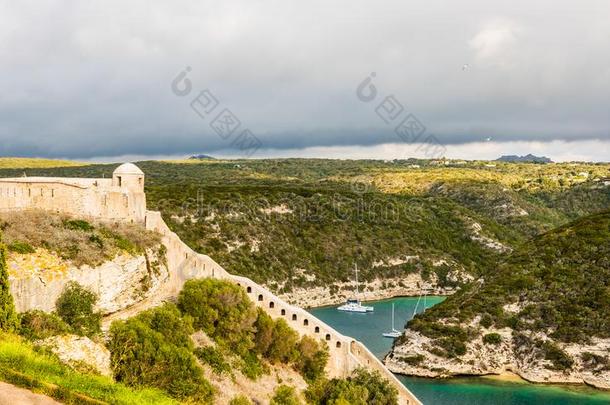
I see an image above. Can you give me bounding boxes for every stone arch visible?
[314,326,320,333]
[269,301,275,309]
[258,294,263,301]
[247,286,252,293]
[325,334,331,341]
[281,309,286,316]
[336,341,342,348]
[292,314,297,321]
[303,319,309,326]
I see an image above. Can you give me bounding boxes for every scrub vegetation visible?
[0,210,162,267]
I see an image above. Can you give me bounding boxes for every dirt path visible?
[0,381,61,405]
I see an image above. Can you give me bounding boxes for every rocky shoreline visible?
[280,279,610,392]
[276,274,455,309]
[386,328,610,391]
[279,275,610,393]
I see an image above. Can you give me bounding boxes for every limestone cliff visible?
[386,327,610,390]
[8,248,169,315]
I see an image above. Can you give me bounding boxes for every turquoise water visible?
[309,297,610,405]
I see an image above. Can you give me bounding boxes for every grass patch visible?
[0,332,178,404]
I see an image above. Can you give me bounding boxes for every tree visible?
[0,237,19,332]
[351,369,398,405]
[55,282,101,336]
[295,336,329,382]
[266,318,299,364]
[177,278,256,353]
[253,308,274,355]
[306,369,398,405]
[108,304,213,402]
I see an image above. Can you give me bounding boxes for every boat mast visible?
[355,263,359,298]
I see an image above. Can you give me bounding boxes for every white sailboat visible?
[337,264,374,313]
[382,303,401,338]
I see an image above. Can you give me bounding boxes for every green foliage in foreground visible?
[19,310,70,340]
[55,282,101,337]
[179,279,329,382]
[178,278,256,354]
[306,368,399,405]
[0,237,19,332]
[0,332,177,404]
[108,303,214,402]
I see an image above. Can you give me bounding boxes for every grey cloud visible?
[0,0,609,159]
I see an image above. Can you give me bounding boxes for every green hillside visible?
[1,159,608,293]
[406,210,610,358]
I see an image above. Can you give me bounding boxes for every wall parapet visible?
[144,210,421,405]
[0,163,146,223]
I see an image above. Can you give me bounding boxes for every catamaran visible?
[337,264,374,313]
[382,303,401,338]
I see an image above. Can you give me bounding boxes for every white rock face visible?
[9,250,169,315]
[38,335,112,377]
[386,328,610,390]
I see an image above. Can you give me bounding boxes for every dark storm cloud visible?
[0,1,609,159]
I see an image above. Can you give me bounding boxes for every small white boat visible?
[337,298,374,313]
[382,303,401,338]
[337,264,374,313]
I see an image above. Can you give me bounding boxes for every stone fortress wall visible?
[0,163,421,405]
[0,163,146,223]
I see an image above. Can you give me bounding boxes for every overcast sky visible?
[1,1,610,161]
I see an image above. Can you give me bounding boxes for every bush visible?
[19,310,70,340]
[0,332,177,404]
[240,351,266,380]
[55,282,101,337]
[253,308,274,355]
[195,346,231,376]
[63,219,94,232]
[177,279,256,354]
[542,341,574,371]
[482,333,502,345]
[294,336,329,382]
[270,385,301,405]
[398,354,425,366]
[351,368,398,405]
[7,240,35,254]
[434,337,467,358]
[306,369,398,405]
[479,313,493,328]
[108,304,213,402]
[266,318,299,364]
[0,240,19,332]
[581,352,610,372]
[230,395,252,405]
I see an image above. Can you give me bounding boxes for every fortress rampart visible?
[0,163,421,405]
[0,163,146,223]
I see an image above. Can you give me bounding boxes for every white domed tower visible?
[112,163,144,192]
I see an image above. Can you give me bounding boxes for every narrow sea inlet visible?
[309,297,610,405]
